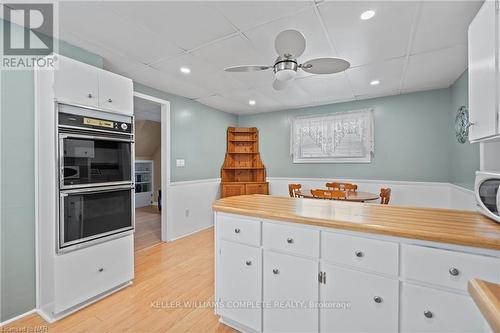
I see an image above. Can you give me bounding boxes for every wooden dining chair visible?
[288,184,302,198]
[326,182,357,191]
[311,189,346,200]
[380,188,391,204]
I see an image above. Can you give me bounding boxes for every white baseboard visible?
[0,308,37,326]
[167,225,213,242]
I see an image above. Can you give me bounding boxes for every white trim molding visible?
[0,309,38,327]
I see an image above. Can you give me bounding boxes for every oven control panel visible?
[59,112,133,134]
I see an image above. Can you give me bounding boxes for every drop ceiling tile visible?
[151,53,247,95]
[355,90,401,101]
[195,94,250,114]
[212,1,311,32]
[346,57,405,96]
[411,1,482,54]
[110,1,237,51]
[190,35,268,72]
[244,7,336,63]
[59,2,183,64]
[319,1,418,67]
[220,88,282,111]
[295,73,355,105]
[403,45,467,91]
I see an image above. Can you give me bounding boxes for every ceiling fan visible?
[224,29,350,91]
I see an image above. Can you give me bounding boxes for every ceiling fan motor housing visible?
[274,56,298,81]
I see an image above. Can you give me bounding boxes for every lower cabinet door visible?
[245,183,269,195]
[221,184,246,198]
[263,250,318,333]
[320,264,398,333]
[219,240,262,331]
[401,283,486,333]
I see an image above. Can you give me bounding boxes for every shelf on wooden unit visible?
[220,127,268,198]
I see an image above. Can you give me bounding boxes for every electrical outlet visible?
[185,209,189,218]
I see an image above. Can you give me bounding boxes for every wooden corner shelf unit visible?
[220,127,269,198]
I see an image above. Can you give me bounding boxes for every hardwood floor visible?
[134,206,162,252]
[3,227,237,333]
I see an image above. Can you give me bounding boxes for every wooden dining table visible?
[296,188,380,202]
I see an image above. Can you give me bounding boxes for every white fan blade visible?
[275,29,306,58]
[273,79,291,91]
[224,65,271,72]
[301,58,350,74]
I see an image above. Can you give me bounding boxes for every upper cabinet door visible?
[98,71,133,115]
[54,55,99,108]
[468,0,497,142]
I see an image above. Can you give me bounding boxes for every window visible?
[291,109,374,163]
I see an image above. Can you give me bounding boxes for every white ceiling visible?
[58,1,482,114]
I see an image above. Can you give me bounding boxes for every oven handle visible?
[59,132,134,143]
[60,184,134,195]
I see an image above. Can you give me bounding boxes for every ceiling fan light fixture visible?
[360,10,376,20]
[275,68,297,81]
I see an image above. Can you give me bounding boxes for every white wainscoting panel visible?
[167,177,476,241]
[168,178,221,241]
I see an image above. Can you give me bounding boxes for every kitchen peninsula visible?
[213,195,500,333]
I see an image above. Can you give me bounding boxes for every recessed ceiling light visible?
[180,67,191,74]
[370,79,380,86]
[360,10,376,20]
[248,100,256,106]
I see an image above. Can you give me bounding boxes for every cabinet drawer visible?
[401,244,500,291]
[401,283,485,333]
[219,241,262,332]
[54,235,134,313]
[263,222,319,258]
[321,232,398,276]
[219,214,261,247]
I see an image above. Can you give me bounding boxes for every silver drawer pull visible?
[108,98,113,103]
[449,267,460,276]
[355,251,364,258]
[234,228,241,234]
[286,237,294,244]
[98,267,104,272]
[272,268,279,275]
[87,93,93,98]
[245,260,252,266]
[424,310,433,319]
[373,296,382,303]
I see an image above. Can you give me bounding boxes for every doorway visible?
[133,93,170,251]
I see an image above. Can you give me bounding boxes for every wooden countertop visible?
[212,195,500,250]
[468,279,500,333]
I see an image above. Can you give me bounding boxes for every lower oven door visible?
[59,185,134,252]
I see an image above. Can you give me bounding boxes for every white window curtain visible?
[291,108,374,163]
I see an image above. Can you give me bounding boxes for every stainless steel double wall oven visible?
[57,104,135,252]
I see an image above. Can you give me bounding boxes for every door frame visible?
[133,92,171,242]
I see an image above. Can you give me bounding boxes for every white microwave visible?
[475,171,500,223]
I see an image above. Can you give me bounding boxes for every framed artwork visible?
[291,108,374,163]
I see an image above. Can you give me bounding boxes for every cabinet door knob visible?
[272,268,280,275]
[449,267,460,276]
[355,251,364,258]
[424,310,433,319]
[286,237,294,244]
[245,260,252,266]
[88,93,93,98]
[234,228,241,234]
[373,296,383,303]
[98,267,104,272]
[108,98,113,103]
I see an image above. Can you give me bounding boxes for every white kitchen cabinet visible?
[320,264,399,333]
[468,0,498,142]
[54,55,99,108]
[219,240,262,332]
[263,250,318,333]
[98,70,133,115]
[400,283,486,333]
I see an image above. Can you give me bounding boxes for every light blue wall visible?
[449,71,480,190]
[0,20,104,322]
[133,83,237,182]
[239,89,453,182]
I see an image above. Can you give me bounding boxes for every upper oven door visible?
[59,133,133,189]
